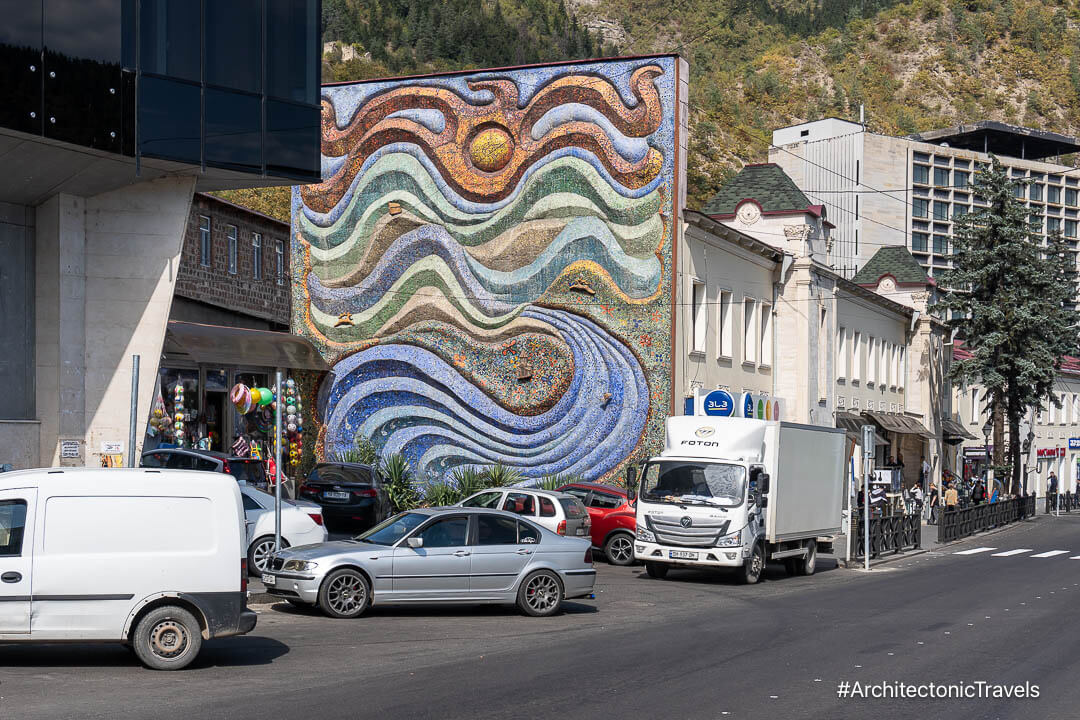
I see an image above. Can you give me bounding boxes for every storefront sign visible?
[963,446,989,457]
[1069,438,1080,450]
[702,390,734,417]
[1037,447,1066,458]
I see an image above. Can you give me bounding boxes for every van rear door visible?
[0,488,35,634]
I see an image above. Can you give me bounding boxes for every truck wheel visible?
[604,533,635,566]
[131,605,203,671]
[797,540,817,576]
[318,568,371,619]
[516,570,564,617]
[645,561,669,579]
[740,543,764,585]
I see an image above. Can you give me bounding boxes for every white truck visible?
[629,416,845,583]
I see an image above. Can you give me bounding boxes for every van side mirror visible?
[406,536,423,549]
[625,464,638,505]
[759,496,768,509]
[760,474,770,494]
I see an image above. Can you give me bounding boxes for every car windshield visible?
[640,461,746,507]
[354,512,426,546]
[228,460,265,485]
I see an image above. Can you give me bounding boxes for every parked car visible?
[297,462,390,531]
[141,448,269,490]
[263,507,595,618]
[558,482,637,566]
[457,488,591,538]
[0,468,256,670]
[240,485,327,575]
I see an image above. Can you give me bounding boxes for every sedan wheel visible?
[516,570,564,617]
[604,533,635,566]
[248,536,287,575]
[318,569,371,619]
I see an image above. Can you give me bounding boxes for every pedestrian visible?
[1049,471,1059,499]
[928,482,940,524]
[921,456,931,485]
[911,482,924,516]
[945,482,959,511]
[972,480,986,505]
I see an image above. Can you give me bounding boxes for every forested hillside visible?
[219,0,1080,218]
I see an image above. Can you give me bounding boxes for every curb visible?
[841,516,1040,570]
[248,591,277,605]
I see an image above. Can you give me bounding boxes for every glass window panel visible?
[199,215,211,266]
[416,516,468,548]
[1048,217,1062,234]
[911,232,928,252]
[253,232,262,279]
[953,205,967,220]
[1048,186,1062,204]
[933,201,949,220]
[1067,189,1078,207]
[933,235,948,254]
[0,2,44,135]
[1067,220,1077,238]
[267,0,318,104]
[913,165,929,185]
[1013,183,1025,199]
[204,88,262,172]
[934,167,950,187]
[476,514,518,545]
[266,100,320,178]
[1030,184,1044,202]
[205,0,262,93]
[0,500,28,556]
[517,521,540,544]
[138,75,200,164]
[140,0,200,82]
[913,198,928,218]
[953,171,968,189]
[227,225,238,274]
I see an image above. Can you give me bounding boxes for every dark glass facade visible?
[0,0,321,181]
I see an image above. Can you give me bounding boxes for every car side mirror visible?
[406,536,423,549]
[759,496,768,509]
[625,464,637,505]
[760,474,770,494]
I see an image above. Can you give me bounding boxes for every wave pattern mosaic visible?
[293,57,677,483]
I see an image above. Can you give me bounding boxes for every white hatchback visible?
[240,485,327,574]
[457,488,591,538]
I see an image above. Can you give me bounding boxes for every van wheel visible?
[797,540,817,576]
[516,570,564,617]
[740,543,764,585]
[645,561,669,579]
[132,606,202,671]
[604,533,636,566]
[318,568,371,619]
[248,536,288,575]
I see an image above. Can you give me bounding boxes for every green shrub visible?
[450,465,488,498]
[423,481,461,508]
[335,435,378,466]
[381,453,420,512]
[483,462,523,488]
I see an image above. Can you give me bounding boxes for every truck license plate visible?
[669,550,698,560]
[261,573,276,586]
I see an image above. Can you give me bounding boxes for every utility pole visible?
[862,425,875,571]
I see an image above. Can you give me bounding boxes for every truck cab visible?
[631,416,843,583]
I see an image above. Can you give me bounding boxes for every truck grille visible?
[646,515,731,548]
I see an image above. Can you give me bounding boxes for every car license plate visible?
[323,490,349,500]
[261,573,276,586]
[669,550,698,560]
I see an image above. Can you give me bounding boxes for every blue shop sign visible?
[743,393,754,418]
[1069,438,1080,450]
[703,390,734,417]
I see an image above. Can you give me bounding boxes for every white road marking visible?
[1030,550,1069,558]
[991,549,1033,556]
[954,547,996,555]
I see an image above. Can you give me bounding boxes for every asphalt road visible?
[4,516,1079,720]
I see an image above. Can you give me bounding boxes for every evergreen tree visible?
[940,158,1080,494]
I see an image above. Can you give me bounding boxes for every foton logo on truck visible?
[681,439,720,447]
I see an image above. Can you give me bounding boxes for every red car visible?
[558,482,637,566]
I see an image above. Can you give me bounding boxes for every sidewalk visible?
[834,515,1040,569]
[247,578,275,605]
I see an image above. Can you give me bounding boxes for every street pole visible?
[274,370,283,552]
[862,425,875,572]
[128,354,140,467]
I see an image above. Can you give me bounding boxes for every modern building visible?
[687,163,954,492]
[771,119,1080,283]
[0,1,321,469]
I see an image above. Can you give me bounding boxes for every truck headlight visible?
[282,560,318,572]
[715,532,741,548]
[636,526,656,543]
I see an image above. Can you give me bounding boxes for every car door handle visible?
[516,549,534,555]
[453,550,471,557]
[1,572,21,583]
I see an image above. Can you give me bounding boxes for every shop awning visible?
[836,412,888,445]
[863,411,935,439]
[164,321,330,371]
[942,417,977,444]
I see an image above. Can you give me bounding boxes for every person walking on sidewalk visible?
[928,482,940,524]
[911,482,924,516]
[944,483,959,511]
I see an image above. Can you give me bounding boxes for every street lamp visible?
[982,418,993,489]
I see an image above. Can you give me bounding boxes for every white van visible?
[0,468,257,670]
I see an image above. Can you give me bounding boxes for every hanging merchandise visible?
[256,387,275,406]
[173,382,186,446]
[230,383,255,414]
[281,376,304,467]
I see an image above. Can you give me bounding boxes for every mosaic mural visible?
[292,56,678,483]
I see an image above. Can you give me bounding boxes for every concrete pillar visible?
[33,177,195,468]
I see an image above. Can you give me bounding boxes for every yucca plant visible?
[423,480,462,508]
[380,452,420,512]
[484,462,523,488]
[450,465,487,498]
[335,435,378,466]
[535,473,567,491]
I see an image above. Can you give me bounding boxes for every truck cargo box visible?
[763,422,845,543]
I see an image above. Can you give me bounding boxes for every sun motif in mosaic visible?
[293,57,678,483]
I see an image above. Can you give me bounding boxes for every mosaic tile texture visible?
[293,57,676,482]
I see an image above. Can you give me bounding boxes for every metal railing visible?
[938,495,1036,544]
[850,513,921,559]
[1045,492,1079,513]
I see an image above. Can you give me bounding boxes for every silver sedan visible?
[262,507,597,618]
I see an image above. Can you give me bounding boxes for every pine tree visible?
[940,158,1080,494]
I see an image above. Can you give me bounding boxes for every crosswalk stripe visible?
[954,547,996,555]
[1030,550,1070,558]
[991,549,1033,556]
[1071,556,1080,560]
